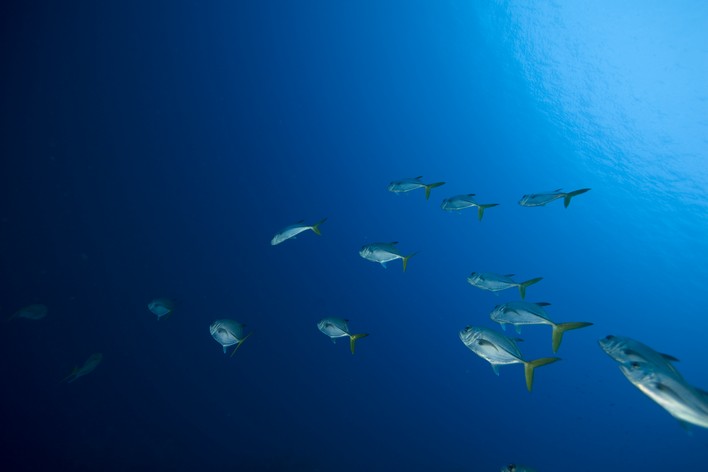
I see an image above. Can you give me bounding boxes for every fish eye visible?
[630,361,640,369]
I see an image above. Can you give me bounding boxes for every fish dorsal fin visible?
[512,337,523,343]
[414,176,423,180]
[467,193,476,197]
[661,353,680,362]
[535,302,551,307]
[504,274,515,278]
[390,241,399,245]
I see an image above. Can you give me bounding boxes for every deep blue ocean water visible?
[1,1,707,471]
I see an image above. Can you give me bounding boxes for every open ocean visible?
[1,1,707,471]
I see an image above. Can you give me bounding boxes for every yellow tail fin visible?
[523,357,560,391]
[310,217,328,236]
[477,203,499,221]
[424,182,446,200]
[563,188,591,208]
[551,322,593,353]
[518,277,543,299]
[230,331,254,357]
[402,252,418,272]
[349,333,369,354]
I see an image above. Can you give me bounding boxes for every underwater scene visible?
[1,1,707,471]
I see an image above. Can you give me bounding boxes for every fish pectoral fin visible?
[379,261,388,268]
[514,325,522,335]
[491,363,501,376]
[477,339,498,350]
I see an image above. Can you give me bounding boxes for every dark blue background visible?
[2,1,707,470]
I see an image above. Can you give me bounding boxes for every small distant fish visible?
[599,334,708,429]
[8,304,48,321]
[359,242,417,271]
[317,317,369,354]
[271,218,327,245]
[490,301,593,353]
[518,188,590,208]
[62,353,103,383]
[440,194,499,221]
[459,326,560,391]
[210,319,252,357]
[501,465,537,472]
[147,298,175,320]
[387,176,445,200]
[467,272,542,300]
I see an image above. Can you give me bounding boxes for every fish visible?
[271,218,327,245]
[147,298,175,320]
[62,353,103,383]
[459,326,560,391]
[500,465,538,472]
[518,188,590,208]
[440,194,499,221]
[359,242,417,271]
[209,319,252,357]
[387,176,445,200]
[317,317,369,354]
[8,304,48,321]
[490,301,593,353]
[467,272,542,299]
[599,334,708,429]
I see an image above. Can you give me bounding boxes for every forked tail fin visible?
[61,367,78,384]
[424,182,446,200]
[230,332,254,357]
[402,252,418,272]
[518,277,543,299]
[551,322,593,353]
[523,357,560,391]
[310,217,328,236]
[349,333,369,354]
[563,188,591,208]
[477,203,499,221]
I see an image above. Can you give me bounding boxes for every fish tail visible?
[476,203,499,221]
[563,188,591,208]
[518,277,543,299]
[349,333,369,354]
[551,322,593,353]
[61,367,78,384]
[230,331,254,357]
[310,217,328,236]
[424,182,446,200]
[523,357,560,391]
[402,252,418,272]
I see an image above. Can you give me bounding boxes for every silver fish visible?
[599,335,708,429]
[459,326,560,391]
[62,353,103,383]
[271,218,327,245]
[148,298,175,320]
[317,317,369,354]
[387,176,445,200]
[8,304,48,321]
[467,272,542,299]
[210,319,252,357]
[518,188,590,208]
[490,301,593,353]
[359,241,417,271]
[440,194,499,221]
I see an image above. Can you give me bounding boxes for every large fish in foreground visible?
[490,301,593,353]
[317,317,369,354]
[210,319,252,357]
[599,334,708,429]
[387,176,445,200]
[518,188,590,208]
[440,194,499,221]
[359,242,417,271]
[500,465,537,472]
[459,326,560,391]
[271,218,327,245]
[467,272,542,300]
[62,353,103,383]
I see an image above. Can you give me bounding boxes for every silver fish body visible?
[148,298,175,319]
[210,319,251,356]
[459,326,559,391]
[387,176,445,200]
[467,273,542,299]
[599,335,708,429]
[10,304,48,321]
[64,353,103,383]
[441,194,499,220]
[518,188,590,208]
[359,242,417,271]
[271,218,326,245]
[317,317,369,354]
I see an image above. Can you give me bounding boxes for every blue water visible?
[2,1,707,470]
